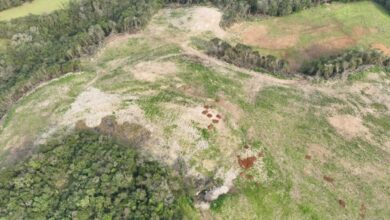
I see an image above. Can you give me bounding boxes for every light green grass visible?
[0,0,69,21]
[0,72,95,154]
[138,90,191,119]
[237,1,390,69]
[212,85,390,219]
[93,37,182,94]
[98,38,182,66]
[177,58,244,100]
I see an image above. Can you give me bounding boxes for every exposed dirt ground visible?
[328,114,370,139]
[303,37,356,60]
[231,24,299,50]
[130,61,177,82]
[169,7,226,38]
[61,87,122,127]
[372,43,390,56]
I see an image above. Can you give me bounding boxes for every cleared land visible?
[230,1,390,70]
[0,5,389,220]
[0,0,69,21]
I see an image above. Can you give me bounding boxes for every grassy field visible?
[230,1,390,70]
[211,80,390,219]
[0,71,95,162]
[0,0,69,21]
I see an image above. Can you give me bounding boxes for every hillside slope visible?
[0,6,389,219]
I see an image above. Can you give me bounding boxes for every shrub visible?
[207,38,289,73]
[300,49,390,79]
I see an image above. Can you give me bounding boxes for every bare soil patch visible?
[214,98,243,122]
[372,43,390,56]
[303,37,356,60]
[237,156,257,169]
[232,24,298,50]
[105,33,133,48]
[308,143,331,163]
[338,199,346,208]
[360,203,367,218]
[61,87,121,127]
[328,114,369,139]
[130,61,177,82]
[323,175,335,183]
[170,7,226,38]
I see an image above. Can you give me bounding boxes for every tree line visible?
[0,130,191,219]
[165,0,367,25]
[207,38,289,73]
[206,38,390,79]
[375,0,390,10]
[0,0,32,11]
[301,49,390,79]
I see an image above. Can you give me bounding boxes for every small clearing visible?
[231,24,298,50]
[0,0,69,21]
[130,61,177,82]
[372,43,390,56]
[328,114,370,139]
[169,7,226,38]
[61,87,121,127]
[307,143,331,163]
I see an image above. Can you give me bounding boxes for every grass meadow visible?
[0,0,70,21]
[230,1,390,70]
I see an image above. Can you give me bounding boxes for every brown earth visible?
[303,37,356,60]
[130,61,177,82]
[237,156,257,169]
[360,203,367,218]
[232,24,298,50]
[338,199,346,208]
[323,175,335,183]
[328,114,370,140]
[307,143,331,163]
[372,43,390,56]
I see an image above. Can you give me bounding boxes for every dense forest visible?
[0,0,32,11]
[375,0,390,10]
[0,130,190,219]
[207,38,289,73]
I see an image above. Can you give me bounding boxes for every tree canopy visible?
[301,48,390,79]
[207,38,289,73]
[0,130,189,219]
